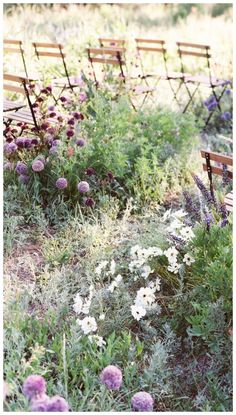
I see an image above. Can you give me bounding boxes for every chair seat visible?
[3,108,35,125]
[131,85,156,94]
[185,74,227,87]
[52,75,84,88]
[224,191,233,212]
[3,99,26,112]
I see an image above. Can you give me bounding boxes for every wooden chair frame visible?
[201,150,233,212]
[4,39,29,78]
[32,42,81,95]
[3,74,39,131]
[87,46,155,110]
[177,42,229,123]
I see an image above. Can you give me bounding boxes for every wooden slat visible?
[201,150,233,166]
[137,46,165,53]
[33,42,63,48]
[36,51,65,58]
[3,74,28,82]
[225,204,233,212]
[88,47,125,55]
[177,42,210,49]
[99,38,125,44]
[179,50,211,58]
[89,57,125,65]
[4,47,23,53]
[4,39,22,45]
[203,164,233,178]
[3,111,34,124]
[3,99,25,112]
[4,84,25,94]
[135,38,165,44]
[225,191,233,200]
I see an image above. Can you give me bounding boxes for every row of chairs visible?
[4,37,231,124]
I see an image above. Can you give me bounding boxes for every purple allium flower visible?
[4,161,15,171]
[59,96,67,103]
[225,89,231,95]
[41,122,50,131]
[32,159,44,172]
[77,181,90,193]
[100,365,122,390]
[66,129,74,138]
[46,86,52,93]
[131,391,154,412]
[4,142,17,154]
[46,396,69,412]
[220,111,231,121]
[19,174,30,184]
[24,137,33,149]
[52,140,60,147]
[22,375,46,400]
[16,137,25,149]
[86,167,95,176]
[56,178,68,189]
[79,92,87,102]
[76,138,86,147]
[68,118,75,126]
[107,171,114,180]
[73,112,81,120]
[32,138,39,145]
[49,146,58,155]
[48,105,55,112]
[49,112,57,118]
[16,161,28,175]
[30,394,49,412]
[85,197,95,207]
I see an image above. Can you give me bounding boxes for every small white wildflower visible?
[135,287,156,308]
[99,313,105,321]
[108,281,117,293]
[81,299,91,315]
[115,274,123,283]
[131,304,146,321]
[88,335,106,347]
[155,277,161,291]
[162,209,172,222]
[180,226,195,241]
[164,246,179,263]
[130,244,141,257]
[73,294,83,314]
[183,253,195,266]
[95,260,109,276]
[141,265,153,279]
[109,259,116,275]
[78,316,97,334]
[167,263,181,274]
[146,247,163,257]
[167,219,183,232]
[172,209,188,219]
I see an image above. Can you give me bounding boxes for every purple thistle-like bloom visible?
[225,89,231,95]
[16,137,25,149]
[22,375,46,400]
[4,142,17,154]
[73,112,81,120]
[76,138,86,147]
[77,181,90,193]
[49,146,58,156]
[85,197,95,207]
[59,96,67,103]
[19,174,30,184]
[79,92,87,102]
[24,137,33,149]
[30,394,49,412]
[16,161,28,175]
[56,178,68,189]
[131,392,154,412]
[100,365,123,390]
[193,175,215,207]
[46,396,69,412]
[86,167,96,176]
[66,129,74,138]
[107,171,114,180]
[32,159,44,172]
[31,138,39,146]
[4,161,15,171]
[52,140,60,147]
[221,111,231,121]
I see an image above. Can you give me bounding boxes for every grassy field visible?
[3,3,233,412]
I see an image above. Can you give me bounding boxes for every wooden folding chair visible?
[3,39,29,78]
[135,38,192,108]
[3,74,39,131]
[98,38,126,48]
[201,150,233,212]
[87,47,155,110]
[177,42,229,122]
[32,42,82,95]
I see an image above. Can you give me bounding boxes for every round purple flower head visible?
[4,142,17,154]
[49,146,58,156]
[32,159,44,172]
[76,138,86,147]
[56,178,68,189]
[52,140,60,147]
[30,394,49,412]
[16,137,25,149]
[22,375,46,400]
[16,161,28,175]
[24,137,33,149]
[46,395,69,412]
[77,181,90,193]
[4,162,15,171]
[100,365,122,390]
[66,129,74,138]
[86,167,95,176]
[131,392,154,412]
[19,174,30,185]
[85,197,95,207]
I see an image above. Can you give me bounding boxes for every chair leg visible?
[182,83,200,113]
[204,85,227,128]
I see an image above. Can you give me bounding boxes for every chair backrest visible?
[201,150,233,178]
[32,42,66,59]
[98,38,126,48]
[87,47,126,84]
[3,39,28,77]
[3,73,38,129]
[177,42,211,77]
[135,38,168,77]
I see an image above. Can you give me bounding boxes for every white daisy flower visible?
[164,246,179,263]
[167,219,183,232]
[141,265,153,279]
[88,335,106,347]
[183,253,195,266]
[146,247,163,257]
[131,304,146,321]
[161,209,172,222]
[167,263,181,274]
[172,209,188,219]
[81,299,91,315]
[180,226,195,241]
[155,277,161,291]
[115,274,123,283]
[99,313,105,321]
[108,281,117,293]
[77,316,97,335]
[130,244,141,257]
[135,287,156,308]
[95,260,109,276]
